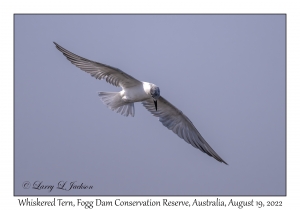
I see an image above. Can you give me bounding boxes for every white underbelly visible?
[121,83,150,102]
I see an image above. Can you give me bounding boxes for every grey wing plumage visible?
[54,42,141,88]
[142,96,228,165]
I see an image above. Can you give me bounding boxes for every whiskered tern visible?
[54,42,227,165]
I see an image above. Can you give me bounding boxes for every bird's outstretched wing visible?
[142,96,228,165]
[54,42,142,88]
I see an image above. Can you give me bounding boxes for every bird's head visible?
[150,84,160,111]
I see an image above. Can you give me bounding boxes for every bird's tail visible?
[98,92,135,117]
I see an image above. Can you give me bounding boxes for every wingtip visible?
[223,160,228,165]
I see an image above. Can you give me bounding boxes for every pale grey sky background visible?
[14,15,285,196]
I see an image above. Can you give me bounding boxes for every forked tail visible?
[98,92,135,117]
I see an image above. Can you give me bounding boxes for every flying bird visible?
[54,42,228,165]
